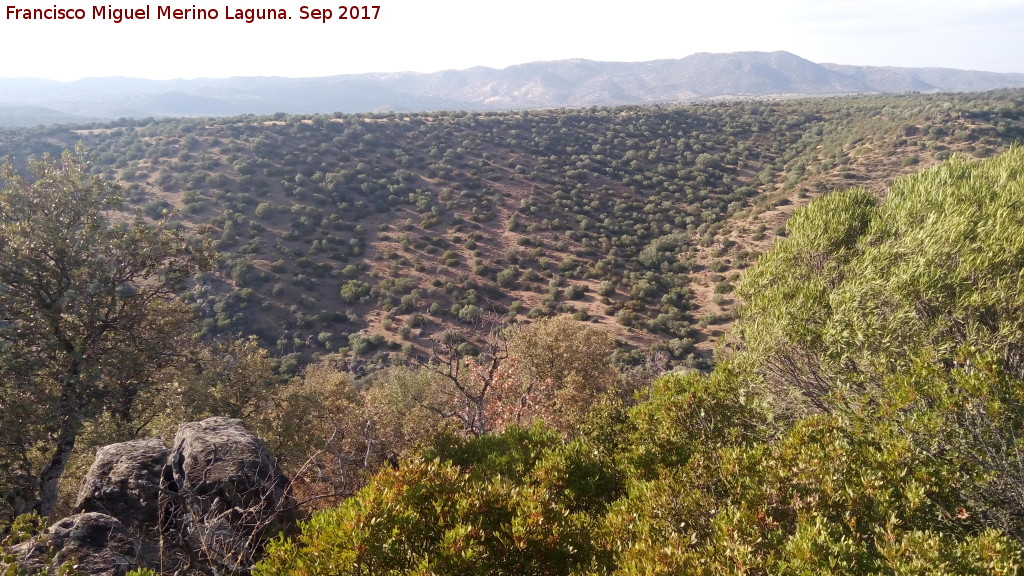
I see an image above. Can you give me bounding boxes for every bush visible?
[257,427,608,576]
[339,280,371,302]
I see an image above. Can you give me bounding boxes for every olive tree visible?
[0,147,210,517]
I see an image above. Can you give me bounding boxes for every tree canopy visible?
[0,147,210,517]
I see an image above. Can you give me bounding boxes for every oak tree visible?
[0,147,210,517]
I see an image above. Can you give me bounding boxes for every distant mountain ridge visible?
[2,51,1023,123]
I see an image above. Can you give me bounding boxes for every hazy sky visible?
[2,0,1022,80]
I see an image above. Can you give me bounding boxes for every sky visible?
[1,0,1022,81]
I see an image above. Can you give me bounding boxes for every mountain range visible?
[2,51,1023,125]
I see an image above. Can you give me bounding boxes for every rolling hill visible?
[1,89,1022,373]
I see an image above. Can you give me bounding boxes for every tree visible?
[261,361,448,504]
[426,325,512,436]
[501,315,620,433]
[736,148,1024,413]
[338,279,370,302]
[0,147,210,517]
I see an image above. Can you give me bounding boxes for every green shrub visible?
[339,280,371,302]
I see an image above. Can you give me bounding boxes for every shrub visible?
[339,280,371,302]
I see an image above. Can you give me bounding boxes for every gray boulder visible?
[3,418,294,575]
[166,417,294,572]
[74,438,168,533]
[6,513,138,576]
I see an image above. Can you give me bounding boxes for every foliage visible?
[491,316,620,433]
[260,361,1024,574]
[257,426,612,576]
[259,360,457,504]
[0,513,80,575]
[735,148,1024,539]
[0,146,210,517]
[734,187,879,410]
[259,359,368,500]
[139,335,281,438]
[737,147,1024,412]
[257,150,1024,575]
[338,280,370,303]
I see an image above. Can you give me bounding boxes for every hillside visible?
[7,127,1024,576]
[256,147,1024,575]
[1,89,1023,372]
[2,52,1023,123]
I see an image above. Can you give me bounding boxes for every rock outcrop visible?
[166,417,295,572]
[6,512,138,576]
[75,438,168,533]
[3,417,294,576]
